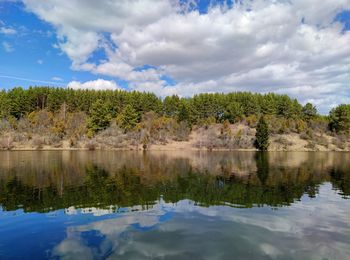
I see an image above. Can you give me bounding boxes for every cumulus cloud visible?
[22,0,350,113]
[67,79,121,90]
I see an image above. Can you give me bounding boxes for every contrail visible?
[0,74,67,86]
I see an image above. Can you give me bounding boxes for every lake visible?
[0,151,349,259]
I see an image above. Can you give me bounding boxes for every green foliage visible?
[224,101,244,123]
[7,87,30,118]
[116,104,139,131]
[302,103,317,121]
[87,99,113,135]
[261,93,278,115]
[277,95,302,119]
[255,116,269,151]
[0,87,315,121]
[0,87,334,138]
[177,102,190,123]
[0,90,10,118]
[329,104,350,134]
[163,95,181,117]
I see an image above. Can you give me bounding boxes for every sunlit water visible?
[0,151,349,259]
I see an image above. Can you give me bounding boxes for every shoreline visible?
[1,146,349,152]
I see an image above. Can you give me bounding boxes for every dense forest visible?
[0,87,349,151]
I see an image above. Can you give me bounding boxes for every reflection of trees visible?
[0,151,349,212]
[330,169,350,197]
[256,152,269,185]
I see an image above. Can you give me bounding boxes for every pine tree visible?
[116,104,139,131]
[163,95,181,117]
[87,99,112,135]
[177,103,190,123]
[329,104,350,134]
[255,116,269,151]
[302,103,317,121]
[224,101,244,123]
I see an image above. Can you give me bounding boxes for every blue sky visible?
[0,0,350,113]
[0,1,102,88]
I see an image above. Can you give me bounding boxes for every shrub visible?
[300,132,310,140]
[314,135,329,147]
[0,119,11,133]
[275,136,294,146]
[85,140,97,150]
[305,141,316,150]
[0,135,14,150]
[66,112,87,138]
[332,134,348,150]
[246,115,258,128]
[32,136,45,149]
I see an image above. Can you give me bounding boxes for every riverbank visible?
[1,123,349,152]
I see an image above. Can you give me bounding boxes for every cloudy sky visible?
[0,0,350,113]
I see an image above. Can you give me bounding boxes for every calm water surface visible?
[0,151,349,259]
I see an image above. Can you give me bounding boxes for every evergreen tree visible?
[224,102,244,123]
[163,95,181,117]
[329,104,350,134]
[87,99,112,135]
[177,103,190,123]
[302,103,317,121]
[261,93,277,115]
[255,116,269,151]
[0,90,10,118]
[7,87,30,118]
[116,104,139,131]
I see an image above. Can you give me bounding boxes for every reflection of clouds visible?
[53,200,173,258]
[52,228,94,260]
[65,206,115,216]
[171,184,350,235]
[260,243,281,257]
[75,201,174,235]
[53,184,350,259]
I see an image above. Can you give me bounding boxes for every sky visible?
[0,0,350,114]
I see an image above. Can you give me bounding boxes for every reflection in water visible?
[0,151,349,212]
[0,151,349,259]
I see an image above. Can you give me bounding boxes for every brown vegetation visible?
[0,109,349,151]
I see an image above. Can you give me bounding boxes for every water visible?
[0,151,349,259]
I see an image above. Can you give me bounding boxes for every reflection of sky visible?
[0,183,349,259]
[47,183,350,260]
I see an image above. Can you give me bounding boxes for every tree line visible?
[0,87,349,149]
[0,86,320,123]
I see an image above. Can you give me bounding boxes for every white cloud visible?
[2,41,14,52]
[52,76,63,81]
[22,0,350,113]
[67,79,121,90]
[0,27,17,35]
